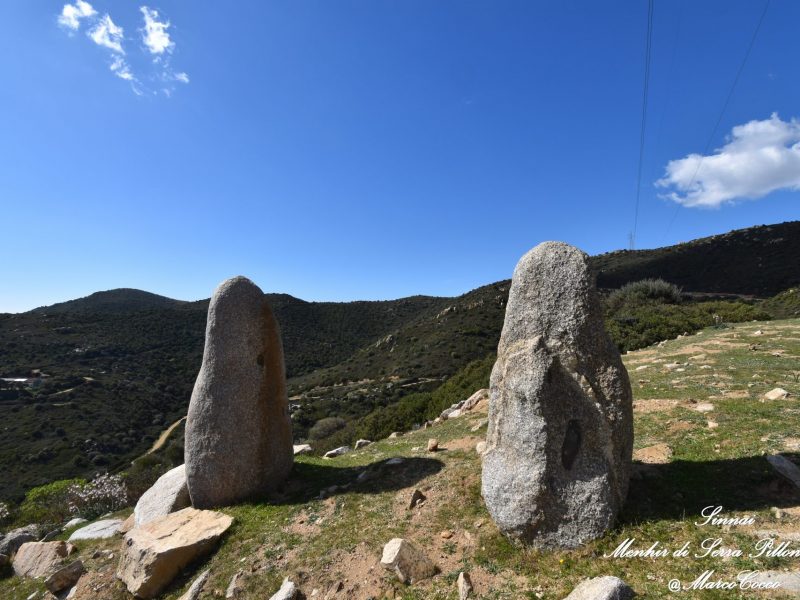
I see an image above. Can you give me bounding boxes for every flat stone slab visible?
[117,507,233,599]
[68,519,123,541]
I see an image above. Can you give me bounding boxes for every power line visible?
[661,0,771,242]
[631,0,655,250]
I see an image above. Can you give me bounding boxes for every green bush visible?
[607,278,682,311]
[308,417,347,441]
[312,354,495,454]
[17,478,85,526]
[605,300,771,353]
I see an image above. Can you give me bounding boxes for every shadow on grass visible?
[621,453,800,524]
[268,456,445,505]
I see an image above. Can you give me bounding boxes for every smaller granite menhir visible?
[185,276,293,509]
[481,242,633,549]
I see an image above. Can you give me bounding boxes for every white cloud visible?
[88,14,125,54]
[657,113,800,208]
[58,1,96,31]
[174,72,190,84]
[140,7,174,55]
[110,56,133,81]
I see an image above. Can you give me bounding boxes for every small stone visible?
[323,446,351,459]
[695,402,715,413]
[388,432,402,439]
[380,538,436,584]
[44,560,85,594]
[707,420,719,430]
[771,507,785,520]
[765,388,790,401]
[564,576,634,600]
[354,439,372,450]
[226,570,245,598]
[470,419,488,432]
[268,578,298,600]
[457,572,473,600]
[767,455,800,489]
[440,530,453,539]
[293,444,313,455]
[427,439,439,452]
[475,441,487,455]
[178,569,211,600]
[462,389,488,411]
[408,489,426,509]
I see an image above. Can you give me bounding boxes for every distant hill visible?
[32,288,188,314]
[591,220,800,296]
[1,220,797,502]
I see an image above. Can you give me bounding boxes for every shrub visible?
[17,478,85,526]
[0,502,10,525]
[607,278,682,310]
[67,473,128,520]
[308,417,347,441]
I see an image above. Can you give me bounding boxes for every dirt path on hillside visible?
[146,416,186,455]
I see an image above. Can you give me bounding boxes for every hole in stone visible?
[561,419,581,470]
[256,353,264,367]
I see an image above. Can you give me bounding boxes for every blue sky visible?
[1,1,798,312]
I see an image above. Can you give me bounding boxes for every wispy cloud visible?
[57,5,188,97]
[58,1,96,31]
[140,7,174,56]
[88,14,125,54]
[657,113,800,208]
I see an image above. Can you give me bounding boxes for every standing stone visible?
[481,242,633,549]
[185,277,293,509]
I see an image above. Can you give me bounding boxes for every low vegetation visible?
[3,318,798,599]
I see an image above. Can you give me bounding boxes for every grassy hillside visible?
[3,318,799,599]
[1,222,797,502]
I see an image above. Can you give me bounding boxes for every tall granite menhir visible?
[481,242,633,548]
[185,276,293,509]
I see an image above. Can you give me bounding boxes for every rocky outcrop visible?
[564,576,634,599]
[463,389,489,411]
[68,519,123,541]
[116,507,234,599]
[13,541,74,578]
[134,464,191,526]
[293,444,312,455]
[481,242,633,548]
[380,538,436,584]
[185,277,293,509]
